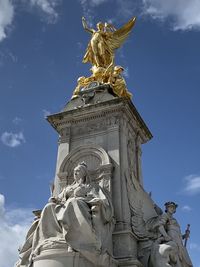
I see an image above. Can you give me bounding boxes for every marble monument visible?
[15,17,193,267]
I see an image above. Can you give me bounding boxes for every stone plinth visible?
[46,87,153,265]
[33,249,118,267]
[113,230,137,259]
[118,258,143,267]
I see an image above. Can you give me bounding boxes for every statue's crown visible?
[164,201,178,208]
[79,161,87,169]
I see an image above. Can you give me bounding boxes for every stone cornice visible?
[46,98,153,144]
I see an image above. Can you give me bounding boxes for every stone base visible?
[118,258,143,267]
[33,249,118,267]
[113,230,138,259]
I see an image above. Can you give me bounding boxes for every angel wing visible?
[107,17,136,51]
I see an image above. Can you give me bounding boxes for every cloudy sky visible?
[0,0,200,266]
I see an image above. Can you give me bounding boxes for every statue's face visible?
[97,23,104,31]
[114,67,123,74]
[167,205,176,214]
[74,166,85,183]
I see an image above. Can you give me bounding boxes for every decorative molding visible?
[70,116,119,138]
[47,98,153,143]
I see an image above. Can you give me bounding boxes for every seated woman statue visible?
[15,162,114,267]
[150,201,193,267]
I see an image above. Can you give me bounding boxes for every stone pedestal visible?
[113,230,138,259]
[46,87,154,266]
[33,249,118,267]
[33,250,83,267]
[118,258,143,267]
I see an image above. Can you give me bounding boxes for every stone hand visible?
[88,198,102,205]
[164,235,172,242]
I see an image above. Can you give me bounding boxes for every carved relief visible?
[70,116,120,138]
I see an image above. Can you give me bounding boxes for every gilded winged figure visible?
[82,17,136,69]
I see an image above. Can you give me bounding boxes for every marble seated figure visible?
[15,162,114,267]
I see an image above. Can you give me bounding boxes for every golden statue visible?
[71,17,136,100]
[108,66,132,99]
[82,17,136,69]
[72,67,108,99]
[72,65,132,99]
[71,76,95,99]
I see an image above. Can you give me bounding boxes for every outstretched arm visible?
[82,17,93,34]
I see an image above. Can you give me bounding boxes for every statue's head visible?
[96,22,104,31]
[114,65,124,74]
[164,201,178,213]
[77,76,85,83]
[74,162,88,184]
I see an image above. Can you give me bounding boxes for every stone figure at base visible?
[15,162,115,267]
[149,201,193,267]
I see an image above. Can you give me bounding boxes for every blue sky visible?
[0,0,200,266]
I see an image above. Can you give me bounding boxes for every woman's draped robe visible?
[16,182,114,266]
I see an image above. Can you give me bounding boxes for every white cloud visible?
[0,194,5,216]
[90,0,108,6]
[115,0,140,19]
[79,0,200,31]
[30,0,60,23]
[183,174,200,195]
[0,0,61,43]
[0,194,34,267]
[79,0,109,26]
[142,0,200,30]
[182,205,192,212]
[0,0,14,42]
[79,0,108,7]
[1,131,25,147]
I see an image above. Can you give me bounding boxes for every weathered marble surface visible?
[15,88,193,267]
[149,202,193,267]
[135,201,193,267]
[16,162,115,267]
[33,250,118,267]
[47,89,151,261]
